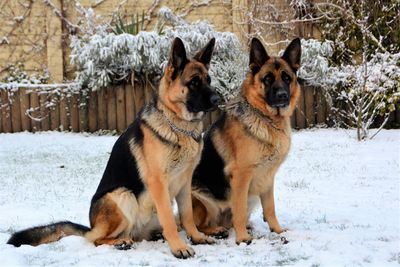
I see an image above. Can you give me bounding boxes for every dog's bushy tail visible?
[7,221,90,247]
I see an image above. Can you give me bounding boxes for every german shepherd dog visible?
[191,38,301,244]
[7,37,221,258]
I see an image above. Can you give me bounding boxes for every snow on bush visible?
[332,52,400,108]
[71,7,247,101]
[297,39,335,87]
[1,63,49,85]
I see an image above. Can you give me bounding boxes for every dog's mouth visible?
[271,102,289,108]
[266,98,290,109]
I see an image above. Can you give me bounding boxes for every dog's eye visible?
[189,77,201,87]
[263,73,274,84]
[206,75,211,84]
[282,72,292,84]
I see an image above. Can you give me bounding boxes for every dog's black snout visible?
[210,93,222,106]
[276,90,289,101]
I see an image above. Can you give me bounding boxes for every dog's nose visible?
[210,94,222,106]
[276,90,289,101]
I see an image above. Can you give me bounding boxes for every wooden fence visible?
[0,84,352,134]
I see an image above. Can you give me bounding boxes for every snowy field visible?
[0,129,399,266]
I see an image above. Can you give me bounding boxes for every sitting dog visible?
[8,37,221,258]
[192,38,301,244]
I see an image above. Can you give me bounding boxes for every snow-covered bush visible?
[70,7,247,101]
[2,63,49,84]
[291,38,399,139]
[297,39,334,87]
[329,52,400,139]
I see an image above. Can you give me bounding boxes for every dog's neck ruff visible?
[226,95,284,133]
[157,101,202,143]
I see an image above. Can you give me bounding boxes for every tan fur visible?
[192,55,300,244]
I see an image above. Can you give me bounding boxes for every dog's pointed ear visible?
[281,38,301,72]
[169,37,188,73]
[194,38,215,68]
[249,38,269,74]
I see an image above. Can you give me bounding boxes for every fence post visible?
[97,89,107,130]
[290,109,297,128]
[70,93,79,132]
[316,89,327,125]
[125,81,135,126]
[50,92,60,131]
[88,89,98,132]
[39,91,50,131]
[107,87,117,131]
[116,84,126,132]
[304,86,315,127]
[79,90,88,132]
[30,89,40,132]
[1,90,12,133]
[11,90,22,132]
[133,81,145,118]
[144,80,154,104]
[59,91,69,131]
[295,89,306,129]
[20,88,31,131]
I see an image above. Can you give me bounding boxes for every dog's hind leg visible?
[86,194,133,250]
[192,196,229,239]
[260,189,287,234]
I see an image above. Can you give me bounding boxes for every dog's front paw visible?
[235,234,253,245]
[171,245,195,259]
[189,234,215,245]
[207,226,229,239]
[114,239,134,250]
[270,226,288,234]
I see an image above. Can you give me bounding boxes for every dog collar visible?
[162,112,202,143]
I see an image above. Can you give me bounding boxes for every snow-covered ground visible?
[0,129,398,266]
